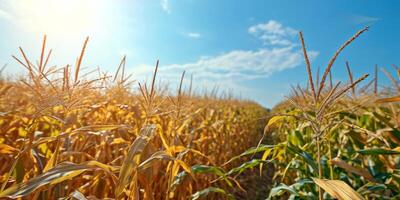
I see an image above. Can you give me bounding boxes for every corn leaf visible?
[267,184,299,199]
[0,143,19,154]
[138,151,174,171]
[70,190,88,200]
[0,163,93,198]
[223,144,274,165]
[172,165,230,188]
[312,177,365,200]
[329,158,375,182]
[226,159,269,176]
[267,179,313,199]
[115,125,156,198]
[376,96,400,103]
[72,124,127,133]
[265,115,286,131]
[191,187,235,200]
[287,144,318,171]
[357,148,400,155]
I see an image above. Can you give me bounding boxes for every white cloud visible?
[248,20,297,46]
[186,32,201,39]
[149,47,317,81]
[161,0,171,14]
[132,20,318,106]
[136,20,317,80]
[350,15,379,25]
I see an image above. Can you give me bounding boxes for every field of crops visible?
[0,27,399,200]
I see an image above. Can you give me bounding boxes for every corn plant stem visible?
[53,115,68,199]
[316,136,323,200]
[328,140,334,180]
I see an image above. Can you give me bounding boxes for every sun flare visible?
[9,0,105,36]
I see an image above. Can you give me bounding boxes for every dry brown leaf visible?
[329,158,375,182]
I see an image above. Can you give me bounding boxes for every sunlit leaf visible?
[70,190,88,200]
[259,148,273,176]
[115,125,156,198]
[376,96,400,103]
[265,115,286,132]
[0,163,90,198]
[312,177,365,200]
[267,183,299,199]
[138,151,174,171]
[226,159,269,176]
[43,139,60,172]
[0,143,18,154]
[223,144,274,165]
[172,165,231,188]
[191,187,235,200]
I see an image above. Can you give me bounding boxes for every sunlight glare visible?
[12,0,105,37]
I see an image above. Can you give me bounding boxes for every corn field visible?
[0,26,399,200]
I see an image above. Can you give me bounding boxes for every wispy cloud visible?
[143,46,317,81]
[161,0,171,14]
[248,20,297,46]
[136,20,317,80]
[350,14,379,25]
[186,32,201,39]
[133,20,318,105]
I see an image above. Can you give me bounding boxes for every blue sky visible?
[0,0,399,107]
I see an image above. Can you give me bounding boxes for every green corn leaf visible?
[286,144,318,171]
[358,148,400,155]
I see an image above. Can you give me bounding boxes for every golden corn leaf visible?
[111,138,128,145]
[312,178,365,200]
[138,151,175,171]
[376,95,400,103]
[50,169,87,185]
[167,145,186,155]
[264,115,286,133]
[0,160,117,199]
[175,159,192,175]
[115,125,156,199]
[0,143,18,154]
[259,148,273,176]
[72,124,127,133]
[85,160,119,173]
[69,190,88,200]
[158,129,170,150]
[0,163,89,198]
[43,140,60,172]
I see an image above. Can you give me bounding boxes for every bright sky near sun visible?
[0,0,399,107]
